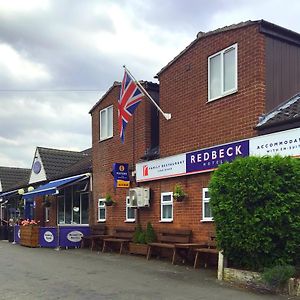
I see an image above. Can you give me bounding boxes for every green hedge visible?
[209,156,300,271]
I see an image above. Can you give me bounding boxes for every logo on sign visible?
[143,165,149,176]
[67,230,83,242]
[44,231,54,243]
[119,165,125,172]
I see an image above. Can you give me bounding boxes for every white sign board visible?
[249,127,300,157]
[136,153,186,182]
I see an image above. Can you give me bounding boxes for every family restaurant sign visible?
[136,127,300,182]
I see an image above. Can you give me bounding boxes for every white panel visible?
[29,148,47,184]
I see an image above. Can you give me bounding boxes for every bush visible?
[262,265,296,288]
[209,156,300,271]
[145,222,156,243]
[133,225,143,244]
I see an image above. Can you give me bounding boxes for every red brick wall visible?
[91,24,268,243]
[158,24,266,157]
[91,83,157,232]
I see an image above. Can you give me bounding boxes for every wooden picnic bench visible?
[193,237,219,268]
[81,224,110,251]
[146,229,193,265]
[102,227,135,254]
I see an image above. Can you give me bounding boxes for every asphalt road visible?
[0,241,293,300]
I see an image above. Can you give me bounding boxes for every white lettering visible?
[235,145,242,155]
[227,147,233,156]
[190,155,195,164]
[204,152,209,161]
[197,153,202,162]
[212,151,217,160]
[219,149,224,158]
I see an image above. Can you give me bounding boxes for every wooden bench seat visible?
[147,229,192,264]
[102,227,135,254]
[193,240,219,269]
[81,224,109,251]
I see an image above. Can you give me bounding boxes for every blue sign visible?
[186,140,249,174]
[113,163,130,188]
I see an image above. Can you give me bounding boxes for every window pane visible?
[58,196,64,224]
[99,208,105,220]
[81,193,89,224]
[65,187,72,224]
[72,190,80,224]
[107,106,113,137]
[163,204,172,219]
[224,48,236,92]
[210,54,221,99]
[205,191,209,199]
[100,110,107,138]
[127,207,135,220]
[204,202,212,218]
[162,195,172,202]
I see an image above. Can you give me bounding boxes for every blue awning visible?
[0,189,18,198]
[22,173,90,200]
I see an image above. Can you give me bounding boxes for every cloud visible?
[1,0,300,169]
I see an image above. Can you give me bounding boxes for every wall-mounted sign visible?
[113,163,130,188]
[186,140,249,174]
[33,161,42,174]
[136,127,300,182]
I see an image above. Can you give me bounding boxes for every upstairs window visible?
[208,44,237,101]
[100,105,113,141]
[98,199,106,222]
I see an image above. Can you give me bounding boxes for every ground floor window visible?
[202,188,213,221]
[161,192,173,222]
[125,196,135,222]
[57,185,89,225]
[98,199,106,222]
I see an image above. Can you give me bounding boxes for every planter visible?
[20,226,39,247]
[105,201,114,207]
[129,242,149,256]
[174,195,185,202]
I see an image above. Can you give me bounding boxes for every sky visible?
[1,0,300,168]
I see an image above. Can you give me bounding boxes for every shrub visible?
[133,225,143,244]
[209,156,300,271]
[145,222,156,243]
[262,265,296,288]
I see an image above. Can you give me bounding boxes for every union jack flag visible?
[118,69,144,143]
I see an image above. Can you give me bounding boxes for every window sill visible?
[200,219,214,223]
[207,89,237,103]
[124,220,135,223]
[159,220,173,223]
[97,220,106,223]
[99,136,113,143]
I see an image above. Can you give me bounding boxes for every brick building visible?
[90,20,300,241]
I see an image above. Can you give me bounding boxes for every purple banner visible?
[14,225,20,244]
[186,140,249,174]
[39,227,58,248]
[59,226,90,248]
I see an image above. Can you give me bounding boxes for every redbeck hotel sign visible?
[136,127,300,182]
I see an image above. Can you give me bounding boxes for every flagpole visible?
[123,65,171,120]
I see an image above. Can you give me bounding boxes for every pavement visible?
[0,241,294,300]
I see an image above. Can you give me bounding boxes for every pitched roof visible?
[0,167,30,191]
[38,147,89,179]
[48,148,92,180]
[256,93,300,129]
[156,19,300,77]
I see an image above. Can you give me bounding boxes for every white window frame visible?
[125,196,135,222]
[98,198,106,222]
[202,188,213,222]
[99,105,113,141]
[208,43,238,102]
[160,192,173,222]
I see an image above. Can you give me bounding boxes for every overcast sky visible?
[1,0,300,168]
